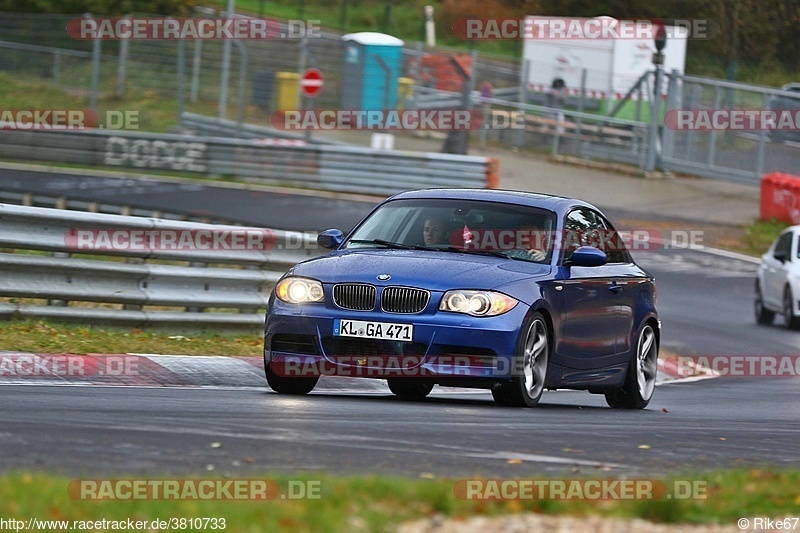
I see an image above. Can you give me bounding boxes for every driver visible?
[423,218,449,245]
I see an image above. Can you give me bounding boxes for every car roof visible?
[387,188,600,217]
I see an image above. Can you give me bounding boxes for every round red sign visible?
[300,68,324,98]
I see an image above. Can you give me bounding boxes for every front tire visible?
[387,379,434,400]
[784,286,800,330]
[265,361,319,395]
[605,322,658,409]
[755,282,775,325]
[492,312,549,407]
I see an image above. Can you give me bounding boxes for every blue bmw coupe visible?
[264,189,659,408]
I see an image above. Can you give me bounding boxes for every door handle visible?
[609,283,623,293]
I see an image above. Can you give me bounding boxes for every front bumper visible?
[264,301,529,380]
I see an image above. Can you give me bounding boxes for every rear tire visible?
[265,361,319,395]
[784,286,800,330]
[755,282,775,325]
[605,322,658,409]
[387,379,434,400]
[491,312,549,407]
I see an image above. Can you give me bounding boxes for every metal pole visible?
[661,70,680,164]
[116,17,129,98]
[177,38,186,125]
[574,68,586,156]
[52,51,61,85]
[707,85,722,167]
[339,0,349,31]
[86,14,101,112]
[755,93,769,180]
[218,0,235,119]
[519,59,529,104]
[297,34,311,142]
[190,39,202,103]
[645,62,663,172]
[234,41,248,131]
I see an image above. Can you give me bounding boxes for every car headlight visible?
[275,277,324,304]
[439,290,518,317]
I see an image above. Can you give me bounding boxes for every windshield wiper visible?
[444,247,511,259]
[348,239,438,251]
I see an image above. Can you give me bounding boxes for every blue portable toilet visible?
[341,32,405,110]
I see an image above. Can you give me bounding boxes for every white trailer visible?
[522,16,687,108]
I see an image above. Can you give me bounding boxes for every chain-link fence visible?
[2,11,799,184]
[661,74,800,183]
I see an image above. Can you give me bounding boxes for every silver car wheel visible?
[636,325,658,401]
[522,317,548,400]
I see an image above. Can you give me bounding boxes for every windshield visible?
[344,198,557,263]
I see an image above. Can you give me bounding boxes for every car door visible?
[593,212,647,355]
[763,231,793,309]
[554,208,627,368]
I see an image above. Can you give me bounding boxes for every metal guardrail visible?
[0,128,497,196]
[0,190,229,223]
[409,85,649,168]
[0,203,324,331]
[178,112,347,145]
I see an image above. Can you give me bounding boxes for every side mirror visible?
[774,250,788,263]
[565,246,608,267]
[317,229,344,249]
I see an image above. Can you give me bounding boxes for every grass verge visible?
[736,219,789,257]
[0,320,262,356]
[0,470,799,532]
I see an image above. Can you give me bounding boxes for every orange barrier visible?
[761,172,800,224]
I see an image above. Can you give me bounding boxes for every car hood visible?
[290,249,552,292]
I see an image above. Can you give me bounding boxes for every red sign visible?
[300,68,323,98]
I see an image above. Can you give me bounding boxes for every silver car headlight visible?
[275,277,324,304]
[439,290,518,317]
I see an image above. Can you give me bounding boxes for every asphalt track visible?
[0,168,798,477]
[0,376,798,477]
[0,167,376,231]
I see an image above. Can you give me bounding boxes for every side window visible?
[774,232,793,261]
[562,208,598,260]
[594,214,631,264]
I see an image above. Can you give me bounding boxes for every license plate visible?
[334,319,413,342]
